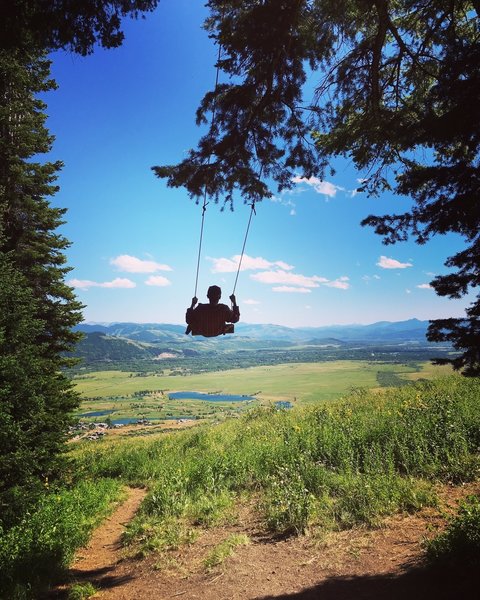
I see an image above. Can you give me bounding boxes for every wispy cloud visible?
[145,275,172,287]
[251,269,328,288]
[270,195,297,215]
[362,274,381,282]
[272,286,312,293]
[208,254,294,274]
[292,175,344,198]
[69,278,136,290]
[324,277,350,290]
[377,255,413,269]
[111,254,172,273]
[417,283,433,290]
[244,298,261,305]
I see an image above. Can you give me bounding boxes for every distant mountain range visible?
[75,318,431,345]
[71,319,442,365]
[73,319,434,347]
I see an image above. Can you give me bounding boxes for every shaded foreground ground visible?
[48,484,479,600]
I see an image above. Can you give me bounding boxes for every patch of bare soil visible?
[50,483,479,600]
[47,487,147,598]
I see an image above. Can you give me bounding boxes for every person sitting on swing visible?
[185,285,240,337]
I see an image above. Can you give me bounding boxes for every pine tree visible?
[0,49,83,527]
[0,0,162,527]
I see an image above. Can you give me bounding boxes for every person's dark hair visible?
[207,285,221,299]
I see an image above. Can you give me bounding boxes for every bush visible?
[0,479,123,599]
[426,495,480,565]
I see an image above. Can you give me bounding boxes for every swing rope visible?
[194,41,222,299]
[232,161,264,297]
[232,200,256,296]
[193,40,261,302]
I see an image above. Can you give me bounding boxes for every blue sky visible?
[44,0,471,328]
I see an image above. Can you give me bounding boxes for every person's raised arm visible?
[229,294,240,322]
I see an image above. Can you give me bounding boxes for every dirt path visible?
[49,487,147,598]
[52,484,479,600]
[72,487,147,574]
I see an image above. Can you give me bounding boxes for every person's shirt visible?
[185,302,240,337]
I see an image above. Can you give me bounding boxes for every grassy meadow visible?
[73,360,452,425]
[2,372,479,598]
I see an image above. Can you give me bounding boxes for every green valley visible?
[73,360,452,430]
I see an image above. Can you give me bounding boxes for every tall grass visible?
[425,494,480,565]
[2,375,478,597]
[72,375,479,540]
[0,479,123,600]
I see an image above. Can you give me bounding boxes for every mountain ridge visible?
[75,318,430,344]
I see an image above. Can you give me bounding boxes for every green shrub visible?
[67,582,98,600]
[426,495,480,565]
[0,479,123,599]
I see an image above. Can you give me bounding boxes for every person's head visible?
[207,285,222,304]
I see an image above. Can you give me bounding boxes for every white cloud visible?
[272,286,312,293]
[251,269,328,288]
[69,277,136,290]
[208,254,294,274]
[362,274,381,282]
[324,277,350,290]
[243,298,261,305]
[145,275,172,287]
[406,289,412,294]
[111,254,172,273]
[292,175,344,197]
[102,278,136,288]
[417,283,433,289]
[377,255,413,269]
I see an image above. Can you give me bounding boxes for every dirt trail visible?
[51,484,479,600]
[48,487,147,597]
[72,487,147,573]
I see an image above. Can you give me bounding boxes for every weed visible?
[203,534,250,570]
[425,494,480,565]
[67,582,98,599]
[122,515,198,558]
[0,479,123,599]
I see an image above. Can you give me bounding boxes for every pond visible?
[169,391,254,402]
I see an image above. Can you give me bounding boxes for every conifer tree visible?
[0,1,161,526]
[0,49,84,527]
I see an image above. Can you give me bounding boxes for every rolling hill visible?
[75,318,430,345]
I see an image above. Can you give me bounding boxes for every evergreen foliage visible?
[0,1,161,528]
[154,0,480,375]
[1,1,160,55]
[0,50,83,528]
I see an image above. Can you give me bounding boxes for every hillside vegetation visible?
[1,376,479,598]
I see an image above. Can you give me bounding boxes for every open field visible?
[73,360,452,428]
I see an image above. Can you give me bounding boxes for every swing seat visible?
[186,322,235,337]
[185,303,238,338]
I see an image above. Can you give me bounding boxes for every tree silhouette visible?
[154,0,480,375]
